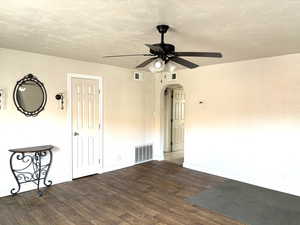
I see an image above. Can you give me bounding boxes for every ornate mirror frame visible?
[13,74,47,117]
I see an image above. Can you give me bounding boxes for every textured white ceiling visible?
[1,0,300,69]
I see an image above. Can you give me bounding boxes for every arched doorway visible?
[161,84,185,165]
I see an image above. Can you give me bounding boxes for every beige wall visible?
[0,48,154,197]
[154,54,300,196]
[2,47,300,197]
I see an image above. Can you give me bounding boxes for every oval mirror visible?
[13,74,47,117]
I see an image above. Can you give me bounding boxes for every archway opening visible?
[161,84,185,165]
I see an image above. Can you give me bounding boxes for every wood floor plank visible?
[0,161,245,225]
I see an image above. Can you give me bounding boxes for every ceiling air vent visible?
[166,72,177,81]
[133,72,143,81]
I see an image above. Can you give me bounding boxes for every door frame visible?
[67,73,104,179]
[160,84,184,160]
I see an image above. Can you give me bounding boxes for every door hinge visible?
[99,159,101,164]
[98,89,101,94]
[99,123,101,129]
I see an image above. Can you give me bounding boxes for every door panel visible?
[172,89,185,152]
[72,77,100,178]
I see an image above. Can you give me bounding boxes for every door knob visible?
[74,132,79,136]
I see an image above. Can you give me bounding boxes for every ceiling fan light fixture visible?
[165,61,177,73]
[154,59,163,69]
[148,64,157,73]
[149,58,165,73]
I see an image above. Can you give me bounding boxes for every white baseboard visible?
[100,162,135,173]
[183,161,300,197]
[153,154,164,161]
[183,161,202,171]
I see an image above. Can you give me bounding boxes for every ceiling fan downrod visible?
[157,24,169,44]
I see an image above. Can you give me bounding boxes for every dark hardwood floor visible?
[0,161,245,225]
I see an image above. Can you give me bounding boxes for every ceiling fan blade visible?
[103,54,153,58]
[145,44,164,53]
[170,57,199,69]
[174,52,222,58]
[136,57,158,68]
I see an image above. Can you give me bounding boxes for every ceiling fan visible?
[103,25,223,71]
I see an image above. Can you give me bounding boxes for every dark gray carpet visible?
[187,180,300,225]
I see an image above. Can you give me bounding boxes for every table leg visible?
[43,150,53,187]
[9,152,21,196]
[36,152,43,197]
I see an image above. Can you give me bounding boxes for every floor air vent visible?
[135,144,153,164]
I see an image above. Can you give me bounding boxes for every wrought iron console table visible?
[9,145,53,196]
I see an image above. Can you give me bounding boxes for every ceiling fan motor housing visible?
[149,43,175,58]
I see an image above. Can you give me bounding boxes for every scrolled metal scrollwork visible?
[9,149,53,196]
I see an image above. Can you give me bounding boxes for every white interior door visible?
[72,77,101,179]
[172,88,185,152]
